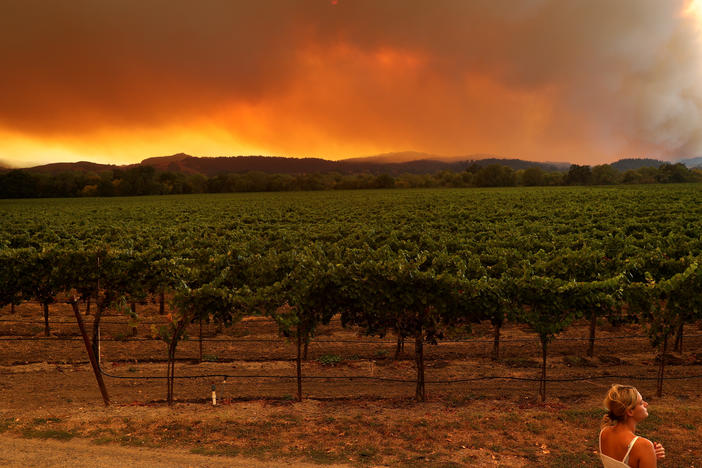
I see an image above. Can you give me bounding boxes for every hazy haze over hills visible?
[340,151,502,164]
[6,152,556,174]
[7,152,699,177]
[678,156,702,168]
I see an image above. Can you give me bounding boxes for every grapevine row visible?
[1,186,701,403]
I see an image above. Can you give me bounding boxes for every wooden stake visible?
[71,299,110,406]
[296,329,303,401]
[199,319,203,363]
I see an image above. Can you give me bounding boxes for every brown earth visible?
[0,302,700,467]
[0,434,349,468]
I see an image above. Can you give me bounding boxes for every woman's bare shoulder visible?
[631,437,656,466]
[634,437,654,450]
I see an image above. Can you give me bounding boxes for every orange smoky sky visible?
[1,0,702,167]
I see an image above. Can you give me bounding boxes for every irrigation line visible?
[97,367,702,383]
[2,334,702,344]
[0,319,171,325]
[2,321,700,343]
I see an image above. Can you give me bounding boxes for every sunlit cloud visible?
[1,1,701,167]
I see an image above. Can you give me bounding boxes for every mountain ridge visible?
[4,153,697,176]
[16,154,566,176]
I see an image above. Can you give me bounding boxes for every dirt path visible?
[0,434,352,468]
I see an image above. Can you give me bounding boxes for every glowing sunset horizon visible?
[2,0,702,168]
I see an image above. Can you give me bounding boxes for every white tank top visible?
[599,428,639,468]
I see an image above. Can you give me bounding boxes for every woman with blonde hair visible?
[599,384,665,467]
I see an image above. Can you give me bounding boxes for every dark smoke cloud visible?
[0,0,699,162]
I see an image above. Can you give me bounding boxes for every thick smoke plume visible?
[0,0,700,164]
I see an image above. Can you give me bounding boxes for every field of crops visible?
[2,185,702,466]
[3,186,701,264]
[3,185,700,255]
[1,185,701,404]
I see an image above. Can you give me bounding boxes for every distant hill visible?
[18,153,570,176]
[150,154,568,175]
[466,158,567,172]
[596,157,701,171]
[141,154,341,176]
[139,153,192,170]
[341,151,441,163]
[341,152,569,171]
[610,158,665,171]
[24,161,118,174]
[141,154,475,175]
[351,159,471,175]
[14,151,699,176]
[677,157,702,168]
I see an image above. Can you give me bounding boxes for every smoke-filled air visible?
[1,0,701,166]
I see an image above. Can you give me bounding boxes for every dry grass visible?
[2,395,700,467]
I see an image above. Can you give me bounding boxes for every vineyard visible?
[1,185,702,408]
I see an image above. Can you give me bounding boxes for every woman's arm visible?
[635,438,658,468]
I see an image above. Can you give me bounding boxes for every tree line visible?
[1,162,700,198]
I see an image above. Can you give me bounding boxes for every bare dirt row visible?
[1,302,701,467]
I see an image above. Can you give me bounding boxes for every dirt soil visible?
[1,302,701,467]
[0,433,350,468]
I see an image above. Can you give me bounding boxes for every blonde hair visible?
[602,384,639,427]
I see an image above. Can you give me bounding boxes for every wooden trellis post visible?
[70,298,110,406]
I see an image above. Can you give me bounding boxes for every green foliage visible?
[516,275,572,343]
[318,354,342,366]
[0,248,28,308]
[22,428,75,440]
[472,164,516,187]
[2,160,699,199]
[565,164,593,185]
[1,186,702,399]
[256,247,342,340]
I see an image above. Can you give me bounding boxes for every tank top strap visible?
[622,436,639,463]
